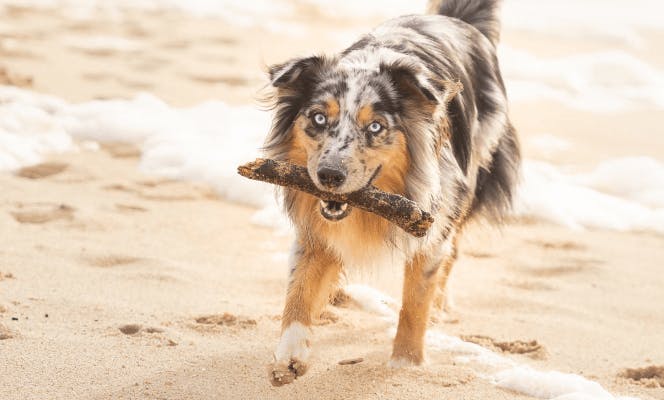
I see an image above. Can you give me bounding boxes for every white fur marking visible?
[274,322,310,363]
[387,357,418,369]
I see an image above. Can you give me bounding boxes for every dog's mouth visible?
[316,165,381,222]
[319,200,351,221]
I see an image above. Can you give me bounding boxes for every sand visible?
[1,5,664,400]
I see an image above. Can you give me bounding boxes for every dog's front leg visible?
[390,253,440,367]
[269,240,342,386]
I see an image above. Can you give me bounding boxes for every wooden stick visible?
[237,158,434,237]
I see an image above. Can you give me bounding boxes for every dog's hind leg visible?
[431,242,459,320]
[390,253,440,367]
[269,239,342,386]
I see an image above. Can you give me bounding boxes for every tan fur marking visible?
[392,253,438,364]
[290,190,390,263]
[282,241,342,328]
[288,115,315,167]
[357,105,375,127]
[325,98,340,120]
[369,131,410,194]
[434,116,452,156]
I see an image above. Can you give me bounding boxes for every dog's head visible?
[265,55,460,221]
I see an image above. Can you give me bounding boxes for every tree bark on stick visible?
[237,158,434,237]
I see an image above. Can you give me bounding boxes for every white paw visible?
[388,357,416,369]
[388,352,425,368]
[269,322,311,386]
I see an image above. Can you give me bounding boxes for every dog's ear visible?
[382,62,470,174]
[381,61,463,107]
[445,83,471,175]
[440,80,463,105]
[269,56,327,89]
[381,61,441,105]
[264,56,328,160]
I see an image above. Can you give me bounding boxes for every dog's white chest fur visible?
[326,230,407,271]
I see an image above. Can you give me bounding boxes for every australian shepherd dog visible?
[263,0,521,386]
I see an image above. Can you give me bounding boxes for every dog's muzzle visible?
[319,200,351,221]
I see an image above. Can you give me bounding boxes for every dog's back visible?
[340,0,521,227]
[429,0,521,223]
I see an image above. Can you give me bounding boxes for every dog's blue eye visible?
[312,113,327,127]
[368,122,383,134]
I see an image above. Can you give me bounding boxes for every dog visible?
[263,0,520,386]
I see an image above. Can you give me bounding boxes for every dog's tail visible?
[428,0,502,46]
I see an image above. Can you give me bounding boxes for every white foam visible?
[518,160,664,233]
[0,86,274,210]
[574,157,664,209]
[527,134,571,157]
[501,47,664,111]
[495,367,621,400]
[426,329,512,368]
[250,203,292,234]
[0,89,73,170]
[343,285,638,400]
[493,366,645,400]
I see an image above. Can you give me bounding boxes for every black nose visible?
[317,167,346,188]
